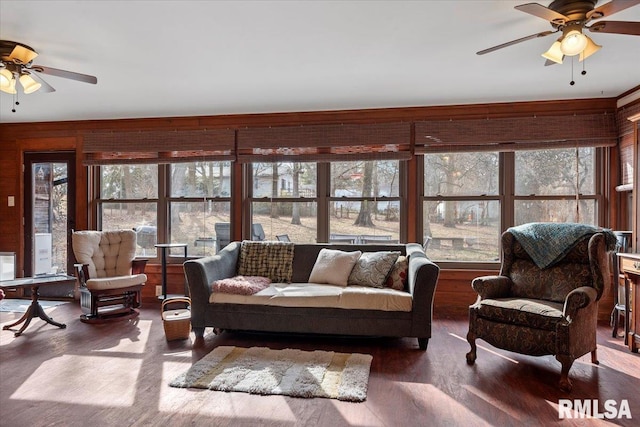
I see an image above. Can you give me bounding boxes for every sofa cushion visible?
[475,297,564,331]
[348,251,400,288]
[308,248,362,286]
[238,241,295,283]
[210,282,413,312]
[385,256,408,291]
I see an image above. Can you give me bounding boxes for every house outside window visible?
[249,162,318,243]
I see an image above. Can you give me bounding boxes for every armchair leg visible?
[591,349,599,365]
[466,330,477,365]
[557,355,574,392]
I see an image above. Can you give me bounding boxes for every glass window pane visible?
[424,153,499,197]
[100,165,158,199]
[101,202,157,257]
[515,200,596,225]
[515,147,595,195]
[423,200,500,262]
[171,161,231,197]
[251,162,317,198]
[170,201,231,257]
[331,160,400,197]
[329,201,400,243]
[251,201,318,243]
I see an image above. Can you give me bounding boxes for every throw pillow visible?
[348,251,401,288]
[238,241,295,283]
[385,255,409,291]
[308,248,362,287]
[211,276,271,295]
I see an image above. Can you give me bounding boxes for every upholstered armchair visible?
[466,223,616,391]
[72,230,148,323]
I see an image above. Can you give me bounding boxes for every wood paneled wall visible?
[0,97,627,319]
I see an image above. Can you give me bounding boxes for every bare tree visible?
[354,161,374,227]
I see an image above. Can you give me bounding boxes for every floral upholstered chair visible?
[466,223,616,391]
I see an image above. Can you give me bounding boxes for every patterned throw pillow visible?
[238,241,295,283]
[308,248,362,287]
[385,256,409,291]
[348,251,401,288]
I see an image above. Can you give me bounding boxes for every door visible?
[24,152,76,297]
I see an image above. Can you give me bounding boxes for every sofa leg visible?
[466,330,477,365]
[591,349,599,365]
[193,327,205,339]
[557,355,574,392]
[418,338,428,351]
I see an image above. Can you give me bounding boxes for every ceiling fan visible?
[0,39,97,104]
[477,0,640,65]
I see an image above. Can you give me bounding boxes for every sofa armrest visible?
[563,286,598,321]
[183,242,241,322]
[406,250,439,336]
[471,275,512,300]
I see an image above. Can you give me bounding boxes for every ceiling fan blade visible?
[29,71,56,93]
[588,20,640,35]
[31,65,97,84]
[9,44,38,64]
[515,3,569,24]
[587,0,640,20]
[476,30,556,55]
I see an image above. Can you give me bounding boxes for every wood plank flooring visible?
[1,301,639,427]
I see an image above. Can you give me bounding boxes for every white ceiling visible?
[1,0,639,124]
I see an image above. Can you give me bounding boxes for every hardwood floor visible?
[1,301,639,427]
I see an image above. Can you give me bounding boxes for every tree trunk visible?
[354,162,374,227]
[291,163,301,225]
[271,163,279,219]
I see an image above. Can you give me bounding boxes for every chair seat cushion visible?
[474,298,564,331]
[86,273,147,291]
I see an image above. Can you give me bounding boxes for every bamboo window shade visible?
[236,122,411,162]
[82,129,236,165]
[414,113,617,153]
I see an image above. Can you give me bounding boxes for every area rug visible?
[169,346,373,402]
[0,298,68,313]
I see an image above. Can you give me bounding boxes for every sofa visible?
[183,242,440,350]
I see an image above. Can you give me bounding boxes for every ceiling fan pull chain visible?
[570,57,575,86]
[581,60,587,76]
[12,90,19,113]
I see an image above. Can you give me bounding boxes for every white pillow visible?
[308,248,362,287]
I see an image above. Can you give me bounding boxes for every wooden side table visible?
[618,253,639,353]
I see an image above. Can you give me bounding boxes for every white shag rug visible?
[169,346,373,402]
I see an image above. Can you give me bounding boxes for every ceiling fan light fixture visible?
[542,40,564,64]
[560,27,588,56]
[579,35,602,61]
[19,72,41,94]
[0,68,17,94]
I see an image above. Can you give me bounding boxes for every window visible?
[421,147,602,264]
[98,164,158,257]
[514,147,597,225]
[422,153,501,262]
[330,160,401,243]
[248,162,318,243]
[169,161,231,257]
[97,161,232,258]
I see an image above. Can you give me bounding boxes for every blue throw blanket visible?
[508,222,618,269]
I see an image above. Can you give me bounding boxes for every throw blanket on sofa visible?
[211,276,272,295]
[508,222,618,269]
